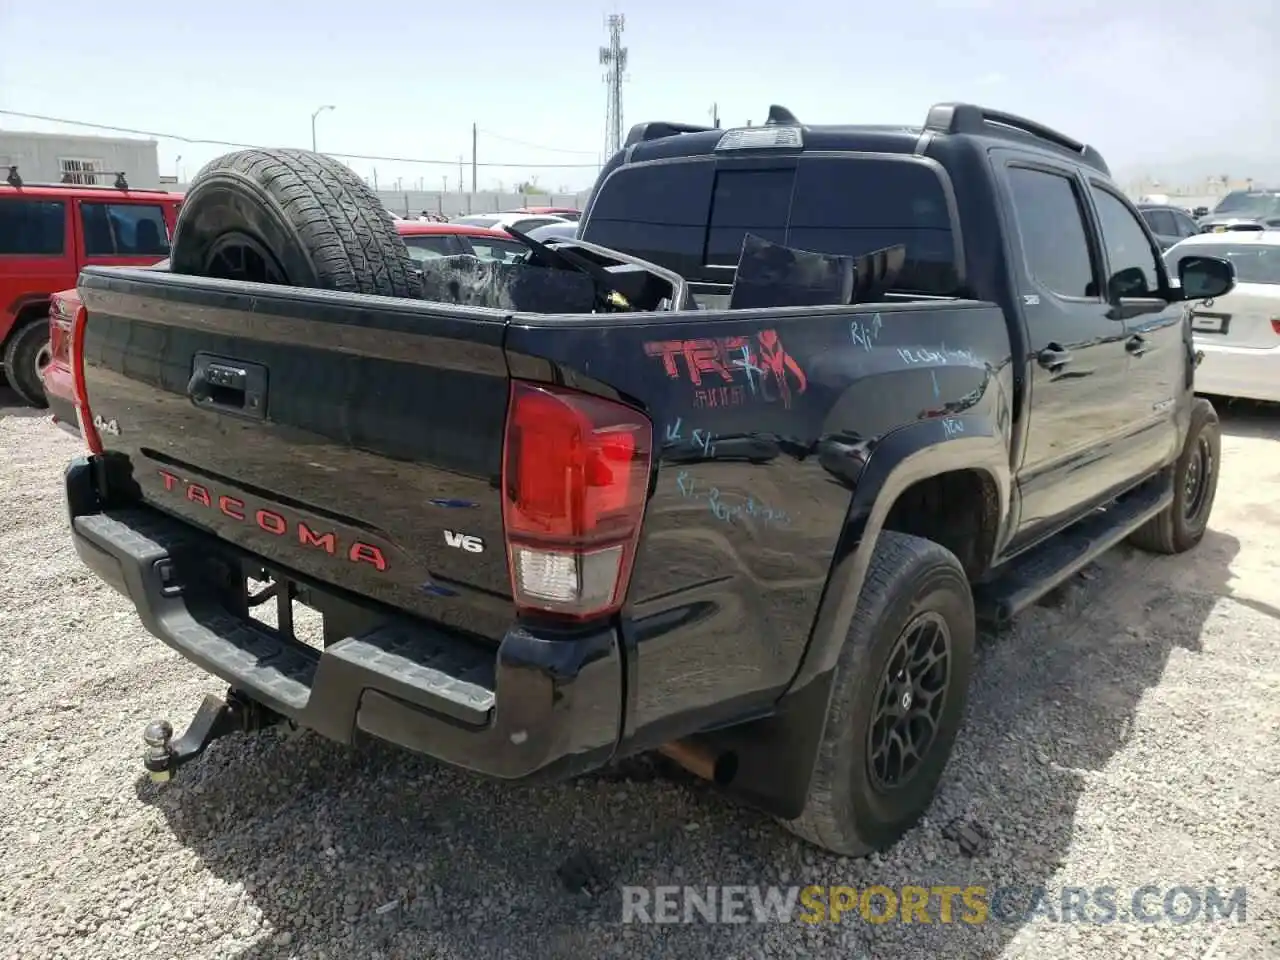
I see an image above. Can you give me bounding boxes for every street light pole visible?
[311,105,335,151]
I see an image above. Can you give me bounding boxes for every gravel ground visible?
[1,387,1278,960]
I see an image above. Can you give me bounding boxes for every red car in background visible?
[1,169,181,407]
[42,219,529,433]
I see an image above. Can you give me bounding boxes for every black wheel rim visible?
[1183,435,1213,521]
[204,232,287,285]
[867,610,952,792]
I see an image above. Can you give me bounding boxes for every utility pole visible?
[471,123,478,194]
[599,14,628,159]
[310,104,335,151]
[710,104,720,129]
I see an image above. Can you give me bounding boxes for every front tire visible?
[1128,397,1220,555]
[784,531,975,857]
[3,318,51,409]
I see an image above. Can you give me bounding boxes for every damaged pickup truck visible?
[63,102,1235,857]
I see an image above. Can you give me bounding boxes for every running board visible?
[974,478,1172,626]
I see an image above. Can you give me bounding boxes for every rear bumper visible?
[65,457,622,780]
[1194,340,1280,403]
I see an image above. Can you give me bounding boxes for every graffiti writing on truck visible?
[644,330,808,410]
[674,470,792,528]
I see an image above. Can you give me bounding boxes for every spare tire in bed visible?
[169,148,419,298]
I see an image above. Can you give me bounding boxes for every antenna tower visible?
[599,14,628,159]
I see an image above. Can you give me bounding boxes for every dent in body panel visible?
[504,301,1014,747]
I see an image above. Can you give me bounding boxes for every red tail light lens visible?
[69,304,103,454]
[501,381,652,620]
[48,293,76,367]
[1271,315,1280,335]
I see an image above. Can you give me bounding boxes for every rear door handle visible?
[1037,345,1073,370]
[1126,335,1149,357]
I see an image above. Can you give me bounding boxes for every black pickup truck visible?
[62,102,1234,858]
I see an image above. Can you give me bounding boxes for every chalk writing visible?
[693,385,747,409]
[674,470,791,528]
[930,369,941,398]
[645,330,807,410]
[898,344,982,366]
[849,313,883,352]
[942,418,965,438]
[665,418,684,442]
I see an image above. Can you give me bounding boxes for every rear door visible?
[996,158,1135,542]
[75,199,172,269]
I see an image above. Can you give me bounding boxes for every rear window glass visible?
[1167,244,1280,285]
[0,198,66,255]
[584,155,959,294]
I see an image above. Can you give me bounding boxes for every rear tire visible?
[1128,398,1220,554]
[784,531,975,857]
[3,318,51,409]
[170,149,419,298]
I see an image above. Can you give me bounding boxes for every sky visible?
[1,0,1276,193]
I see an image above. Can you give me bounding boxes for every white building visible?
[0,130,161,190]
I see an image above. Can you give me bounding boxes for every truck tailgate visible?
[76,267,514,643]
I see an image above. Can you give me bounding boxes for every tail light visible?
[501,381,652,621]
[48,293,78,370]
[1271,316,1280,335]
[69,304,103,454]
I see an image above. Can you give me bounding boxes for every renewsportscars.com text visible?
[621,884,1248,925]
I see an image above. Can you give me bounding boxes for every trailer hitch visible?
[142,690,284,783]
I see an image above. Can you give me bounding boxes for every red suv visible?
[1,167,181,407]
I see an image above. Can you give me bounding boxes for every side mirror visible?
[1107,266,1150,301]
[1192,206,1209,218]
[1176,255,1235,301]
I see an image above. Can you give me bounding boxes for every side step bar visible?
[974,475,1172,625]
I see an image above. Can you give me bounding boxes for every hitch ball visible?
[143,720,174,783]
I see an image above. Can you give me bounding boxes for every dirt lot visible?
[1,388,1277,960]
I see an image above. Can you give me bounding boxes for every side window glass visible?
[0,199,66,255]
[81,202,170,256]
[1090,187,1162,298]
[1177,214,1199,238]
[1006,167,1096,298]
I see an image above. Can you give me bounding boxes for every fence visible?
[374,190,592,218]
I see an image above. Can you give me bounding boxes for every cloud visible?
[976,72,1006,86]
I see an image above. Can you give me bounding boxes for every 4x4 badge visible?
[92,414,120,436]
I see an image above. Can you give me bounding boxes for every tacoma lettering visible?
[155,469,388,571]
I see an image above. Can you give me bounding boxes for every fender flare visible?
[788,412,1012,695]
[3,293,54,344]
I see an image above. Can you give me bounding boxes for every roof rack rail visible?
[624,120,716,148]
[4,168,140,190]
[924,102,1109,175]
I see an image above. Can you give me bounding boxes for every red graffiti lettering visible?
[186,484,211,507]
[645,329,807,407]
[158,469,180,491]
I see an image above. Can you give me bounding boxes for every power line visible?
[475,128,597,156]
[0,109,601,169]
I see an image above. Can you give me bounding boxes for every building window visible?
[59,157,105,185]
